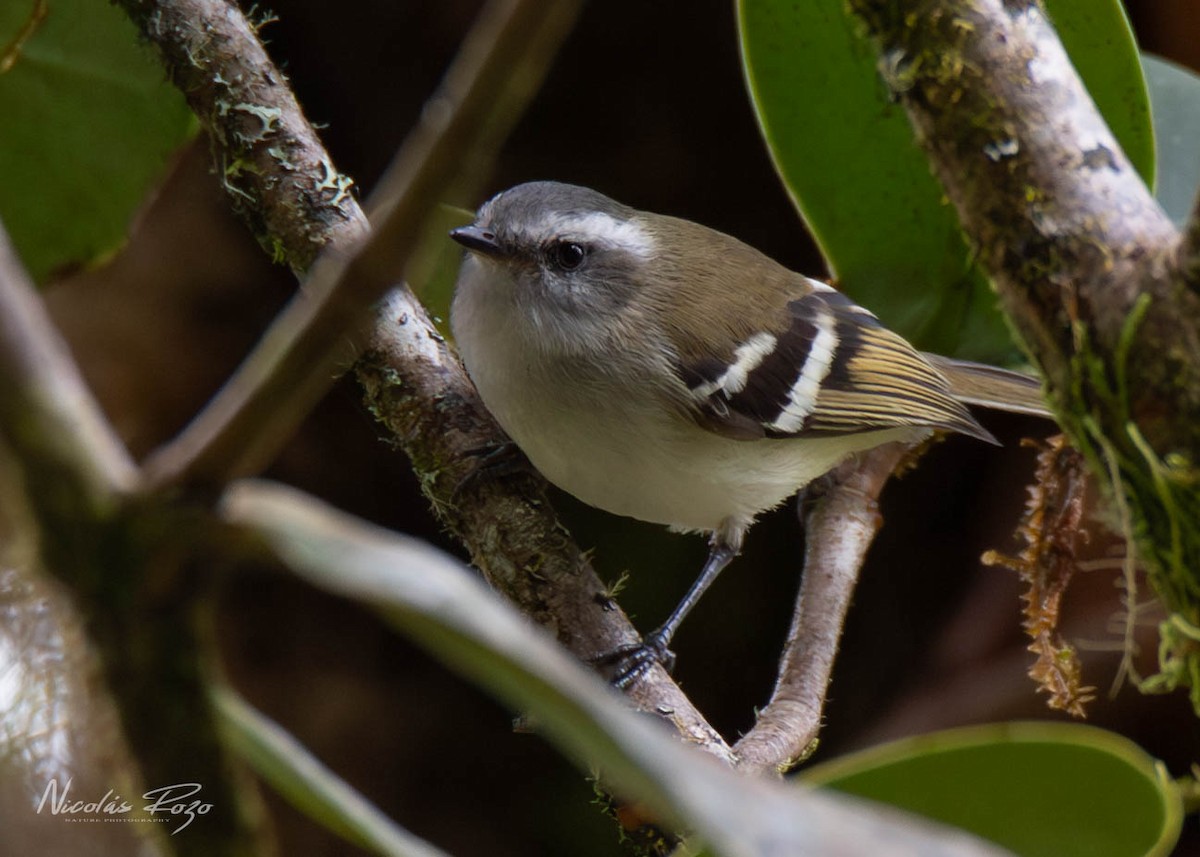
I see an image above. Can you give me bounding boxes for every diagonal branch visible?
[117,0,365,273]
[846,0,1200,706]
[845,0,1196,446]
[0,224,138,526]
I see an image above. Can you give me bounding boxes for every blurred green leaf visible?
[406,204,474,339]
[222,479,1012,857]
[738,0,1151,362]
[803,722,1183,857]
[1142,54,1200,227]
[0,0,196,282]
[214,686,449,857]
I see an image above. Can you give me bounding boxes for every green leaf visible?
[738,0,1151,361]
[406,204,475,340]
[0,0,196,282]
[221,480,1012,857]
[1048,1,1154,185]
[1142,54,1200,227]
[803,722,1183,857]
[213,686,450,857]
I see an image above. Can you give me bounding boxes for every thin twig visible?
[0,223,138,523]
[733,443,910,776]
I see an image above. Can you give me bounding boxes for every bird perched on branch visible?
[450,181,1047,683]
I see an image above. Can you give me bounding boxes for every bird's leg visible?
[599,530,741,688]
[642,538,739,663]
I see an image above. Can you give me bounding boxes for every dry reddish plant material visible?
[983,435,1097,716]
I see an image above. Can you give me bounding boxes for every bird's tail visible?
[925,355,1052,418]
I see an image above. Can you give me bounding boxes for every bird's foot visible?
[595,631,677,690]
[454,440,530,497]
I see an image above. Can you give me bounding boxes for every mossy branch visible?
[846,0,1200,708]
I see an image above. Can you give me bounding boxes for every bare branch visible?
[733,443,910,776]
[0,224,138,524]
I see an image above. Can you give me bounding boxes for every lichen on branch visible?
[847,0,1200,712]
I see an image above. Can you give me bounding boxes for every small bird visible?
[449,181,1046,682]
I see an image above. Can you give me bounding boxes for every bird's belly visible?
[495,392,906,533]
[519,412,745,532]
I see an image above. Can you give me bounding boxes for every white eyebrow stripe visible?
[545,212,656,258]
[769,310,838,433]
[693,332,778,399]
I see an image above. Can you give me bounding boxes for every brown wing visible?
[675,286,995,444]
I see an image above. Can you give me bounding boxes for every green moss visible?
[1054,297,1200,713]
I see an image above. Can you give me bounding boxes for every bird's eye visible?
[551,241,587,271]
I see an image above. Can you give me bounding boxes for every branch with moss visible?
[846,0,1200,710]
[117,0,364,272]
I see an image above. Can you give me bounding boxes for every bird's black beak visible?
[450,225,505,258]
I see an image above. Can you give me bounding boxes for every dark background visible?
[43,2,1200,854]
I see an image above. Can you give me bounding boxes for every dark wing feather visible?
[676,287,995,444]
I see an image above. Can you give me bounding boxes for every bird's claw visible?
[596,632,677,689]
[454,440,530,497]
